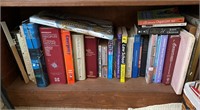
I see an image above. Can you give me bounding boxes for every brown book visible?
[85,36,98,78]
[162,35,180,85]
[185,23,197,36]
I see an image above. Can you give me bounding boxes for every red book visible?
[162,35,180,85]
[39,27,66,84]
[85,36,98,78]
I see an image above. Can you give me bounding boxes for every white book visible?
[171,29,195,95]
[72,33,86,80]
[98,45,102,77]
[125,26,136,78]
[142,22,187,28]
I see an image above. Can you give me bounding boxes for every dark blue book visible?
[116,27,122,79]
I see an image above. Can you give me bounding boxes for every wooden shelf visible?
[6,77,181,108]
[1,0,199,7]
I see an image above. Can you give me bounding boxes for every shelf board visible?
[1,0,199,7]
[6,77,182,108]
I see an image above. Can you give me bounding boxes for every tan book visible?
[186,23,197,36]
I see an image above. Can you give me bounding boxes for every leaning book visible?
[30,11,114,40]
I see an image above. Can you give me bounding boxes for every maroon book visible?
[85,36,98,78]
[39,27,66,84]
[162,35,181,85]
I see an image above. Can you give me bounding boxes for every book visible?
[162,35,180,85]
[137,27,181,35]
[140,35,149,77]
[101,40,108,78]
[113,37,117,78]
[98,44,102,77]
[116,27,122,79]
[141,22,187,28]
[0,22,29,84]
[145,34,157,84]
[72,33,86,80]
[108,40,114,79]
[138,36,143,76]
[120,27,128,83]
[125,27,135,78]
[185,23,197,36]
[39,27,66,84]
[171,29,195,95]
[85,36,98,78]
[60,29,75,84]
[137,8,184,25]
[29,11,114,40]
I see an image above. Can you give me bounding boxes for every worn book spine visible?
[108,40,114,79]
[61,29,75,84]
[162,35,180,85]
[39,27,66,84]
[85,36,98,78]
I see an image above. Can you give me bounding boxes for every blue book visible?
[116,27,122,79]
[154,35,168,83]
[132,34,141,78]
[108,40,114,79]
[22,23,41,49]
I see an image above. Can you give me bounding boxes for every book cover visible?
[72,33,86,80]
[116,27,122,79]
[39,27,66,84]
[120,27,128,83]
[98,44,102,77]
[154,35,168,83]
[85,36,98,78]
[125,27,135,78]
[61,29,75,84]
[137,8,184,25]
[30,11,114,40]
[162,35,180,85]
[140,35,149,77]
[101,40,108,78]
[108,40,114,79]
[171,29,195,95]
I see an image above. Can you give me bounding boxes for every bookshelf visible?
[1,0,199,109]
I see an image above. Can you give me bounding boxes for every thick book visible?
[140,35,149,77]
[85,36,98,78]
[145,34,158,84]
[101,40,108,78]
[171,29,195,95]
[137,8,184,25]
[72,33,86,80]
[39,27,66,84]
[60,29,75,84]
[107,40,114,79]
[162,35,180,85]
[125,27,135,78]
[120,27,128,83]
[30,11,114,40]
[137,27,181,35]
[116,27,122,79]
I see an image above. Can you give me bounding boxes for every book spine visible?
[125,37,134,78]
[132,35,141,78]
[138,37,143,75]
[85,36,98,78]
[102,44,108,78]
[72,34,86,80]
[162,35,180,85]
[120,34,127,83]
[140,36,149,77]
[138,17,185,25]
[116,34,122,79]
[138,27,181,35]
[61,29,75,84]
[113,38,117,78]
[98,45,102,77]
[108,40,114,79]
[39,27,66,84]
[154,35,168,83]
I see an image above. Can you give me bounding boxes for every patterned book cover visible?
[120,27,128,83]
[116,27,122,79]
[137,8,184,25]
[171,29,195,95]
[108,40,114,79]
[154,35,168,83]
[39,27,66,84]
[162,35,181,85]
[101,40,108,78]
[72,33,86,80]
[85,36,98,78]
[61,29,75,84]
[30,11,114,40]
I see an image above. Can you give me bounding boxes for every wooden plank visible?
[1,0,199,7]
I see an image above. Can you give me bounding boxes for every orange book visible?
[61,29,75,84]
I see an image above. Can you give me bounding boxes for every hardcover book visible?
[39,27,66,84]
[61,29,75,84]
[116,27,122,79]
[108,40,114,79]
[30,11,114,40]
[72,33,86,80]
[162,35,181,85]
[137,8,184,25]
[85,36,98,78]
[171,29,195,95]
